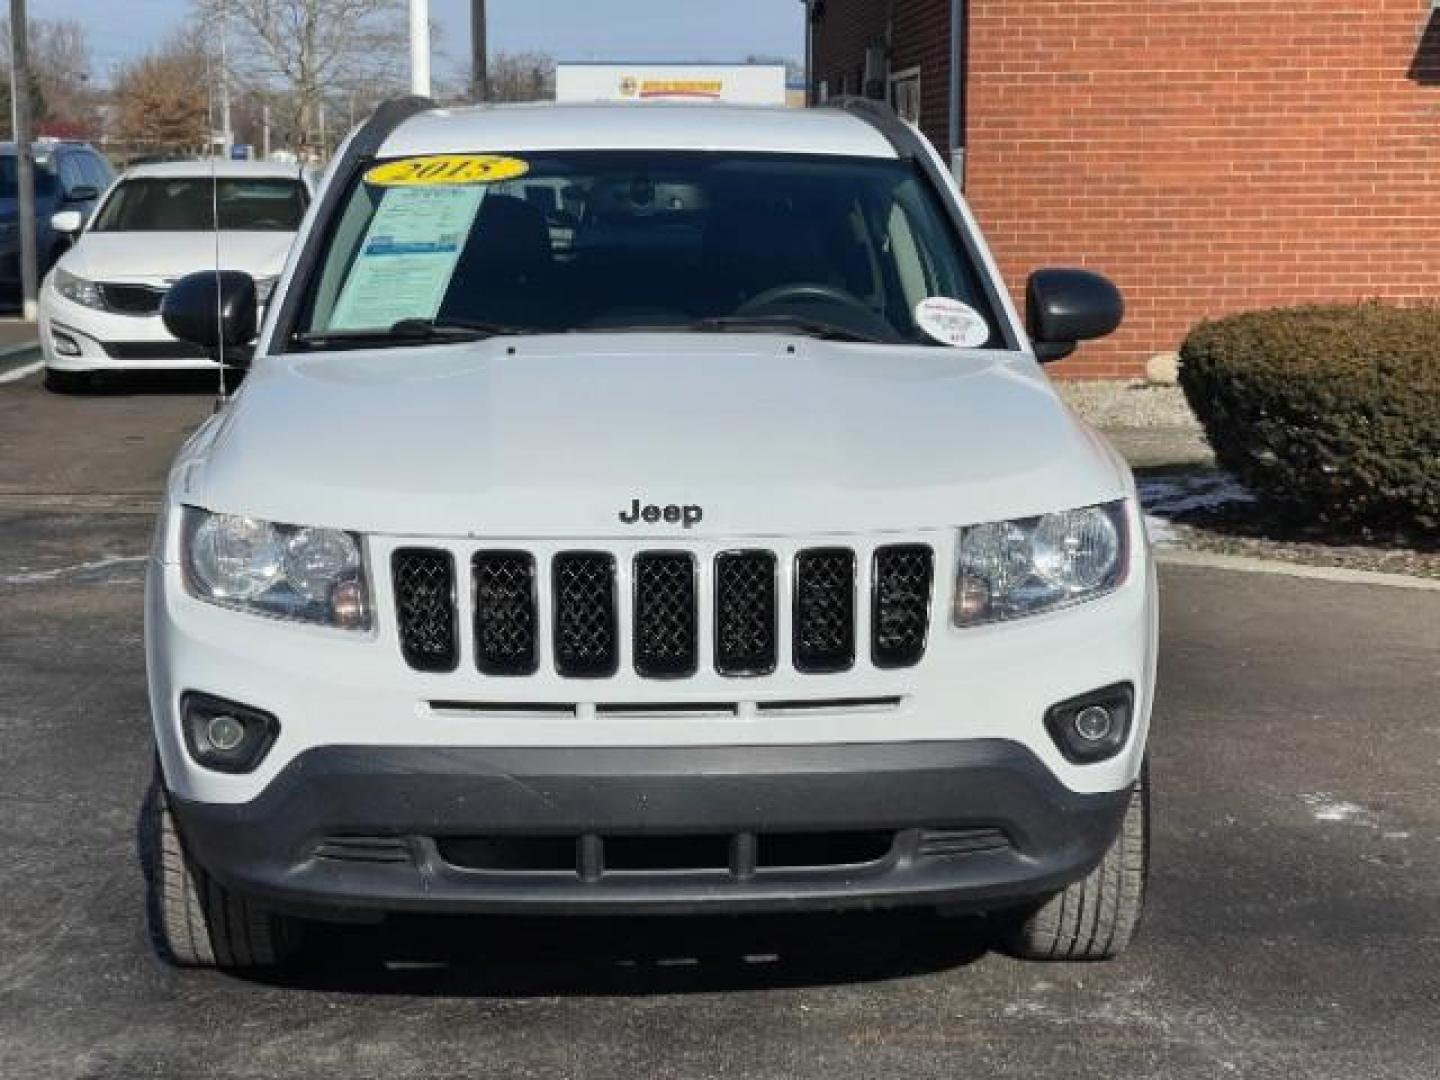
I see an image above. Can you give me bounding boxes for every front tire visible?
[1003,760,1149,961]
[140,771,299,968]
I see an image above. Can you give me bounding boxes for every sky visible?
[41,0,806,84]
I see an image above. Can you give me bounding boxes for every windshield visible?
[296,151,1001,348]
[0,157,59,200]
[92,177,308,232]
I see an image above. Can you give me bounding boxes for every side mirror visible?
[65,184,99,204]
[49,210,84,236]
[161,271,257,363]
[1026,268,1124,363]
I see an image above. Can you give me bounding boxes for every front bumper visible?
[169,740,1132,920]
[39,289,216,372]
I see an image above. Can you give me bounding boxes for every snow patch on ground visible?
[1,554,147,586]
[1299,792,1381,829]
[1139,474,1254,517]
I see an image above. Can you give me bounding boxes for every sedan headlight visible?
[954,501,1128,626]
[53,267,106,310]
[182,508,371,630]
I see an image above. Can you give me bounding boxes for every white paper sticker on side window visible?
[328,185,487,332]
[914,296,990,348]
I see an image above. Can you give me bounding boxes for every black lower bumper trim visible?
[169,741,1131,921]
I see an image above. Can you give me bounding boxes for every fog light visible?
[1074,705,1114,742]
[181,692,279,773]
[52,330,82,357]
[205,713,246,752]
[1044,683,1133,764]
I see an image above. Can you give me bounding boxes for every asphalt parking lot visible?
[2,369,1438,1079]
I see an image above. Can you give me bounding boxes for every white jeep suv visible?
[142,98,1155,968]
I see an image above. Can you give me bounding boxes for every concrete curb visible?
[1156,546,1440,592]
[0,338,42,383]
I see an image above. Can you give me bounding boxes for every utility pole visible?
[8,0,37,321]
[471,0,488,102]
[218,0,233,152]
[261,101,271,160]
[409,0,431,97]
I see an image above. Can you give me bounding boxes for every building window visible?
[889,67,922,124]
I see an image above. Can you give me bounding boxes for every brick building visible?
[807,0,1440,378]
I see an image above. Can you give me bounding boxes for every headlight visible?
[53,267,106,310]
[954,501,1128,626]
[182,509,371,630]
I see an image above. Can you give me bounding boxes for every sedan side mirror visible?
[50,209,84,236]
[1026,268,1124,363]
[161,271,258,365]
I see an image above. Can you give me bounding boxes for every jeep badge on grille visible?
[619,499,703,528]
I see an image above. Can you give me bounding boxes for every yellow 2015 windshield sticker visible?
[364,154,530,187]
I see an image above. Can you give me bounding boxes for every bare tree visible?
[1,18,98,139]
[194,0,408,155]
[484,51,554,103]
[113,31,210,156]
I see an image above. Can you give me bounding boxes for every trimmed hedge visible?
[1179,304,1440,531]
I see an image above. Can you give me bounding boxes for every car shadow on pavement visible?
[243,909,999,997]
[62,371,230,397]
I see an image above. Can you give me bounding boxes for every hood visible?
[180,336,1128,538]
[60,231,294,283]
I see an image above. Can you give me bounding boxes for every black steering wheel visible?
[735,282,876,320]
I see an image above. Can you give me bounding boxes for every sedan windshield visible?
[92,177,308,232]
[296,151,1001,348]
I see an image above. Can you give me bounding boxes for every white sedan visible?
[37,160,313,392]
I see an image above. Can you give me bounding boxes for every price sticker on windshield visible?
[915,296,991,348]
[365,154,530,187]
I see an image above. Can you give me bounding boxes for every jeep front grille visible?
[553,552,619,678]
[392,542,933,678]
[872,544,935,668]
[633,552,698,678]
[392,549,458,672]
[714,551,778,675]
[793,548,856,672]
[472,551,538,675]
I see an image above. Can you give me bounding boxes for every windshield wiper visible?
[292,317,524,350]
[688,314,891,344]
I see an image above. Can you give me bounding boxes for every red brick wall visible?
[966,0,1440,378]
[812,0,954,155]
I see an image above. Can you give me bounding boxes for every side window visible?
[82,153,113,191]
[59,154,87,196]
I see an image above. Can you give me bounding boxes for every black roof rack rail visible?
[821,95,918,159]
[266,95,435,349]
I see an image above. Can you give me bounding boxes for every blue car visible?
[0,140,114,295]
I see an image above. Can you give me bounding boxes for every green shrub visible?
[1179,304,1440,532]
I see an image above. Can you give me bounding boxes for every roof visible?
[378,102,897,160]
[121,159,306,180]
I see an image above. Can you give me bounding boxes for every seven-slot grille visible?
[633,553,697,678]
[392,549,458,672]
[553,552,619,678]
[715,551,777,675]
[393,544,934,678]
[872,545,935,668]
[472,552,537,675]
[793,548,856,673]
